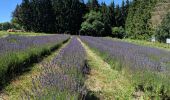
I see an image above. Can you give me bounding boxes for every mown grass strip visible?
[0,38,70,90]
[79,38,134,100]
[0,39,71,100]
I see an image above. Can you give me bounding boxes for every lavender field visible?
[1,0,170,99]
[0,35,170,99]
[81,36,170,72]
[0,34,69,89]
[80,36,170,99]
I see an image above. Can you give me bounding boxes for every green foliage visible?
[109,1,116,27]
[13,1,33,31]
[132,70,170,98]
[12,0,56,32]
[109,0,129,28]
[12,0,130,36]
[87,0,100,11]
[125,0,158,39]
[52,0,86,34]
[100,2,112,36]
[80,0,130,37]
[0,22,21,31]
[101,2,110,25]
[112,27,125,39]
[80,11,104,36]
[156,12,170,42]
[13,0,86,34]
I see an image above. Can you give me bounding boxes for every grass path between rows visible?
[79,38,134,100]
[0,39,70,100]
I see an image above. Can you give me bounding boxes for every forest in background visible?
[11,0,130,36]
[0,0,170,42]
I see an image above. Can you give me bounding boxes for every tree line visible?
[2,0,169,42]
[12,0,130,37]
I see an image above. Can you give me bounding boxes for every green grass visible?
[0,38,69,90]
[132,70,170,99]
[0,31,51,38]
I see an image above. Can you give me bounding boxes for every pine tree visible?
[12,4,21,25]
[101,2,112,36]
[125,0,130,19]
[33,0,56,33]
[87,0,100,11]
[115,5,121,27]
[120,0,125,27]
[109,1,116,27]
[13,0,33,31]
[52,0,85,34]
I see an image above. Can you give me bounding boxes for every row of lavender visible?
[80,36,170,98]
[0,34,70,89]
[22,37,87,99]
[80,36,170,72]
[0,34,69,55]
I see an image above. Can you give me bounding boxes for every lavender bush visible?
[0,34,69,55]
[81,36,170,72]
[22,37,87,100]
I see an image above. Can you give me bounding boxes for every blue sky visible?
[0,0,123,23]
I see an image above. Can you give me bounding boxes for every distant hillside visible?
[125,0,170,40]
[125,0,158,39]
[150,0,170,30]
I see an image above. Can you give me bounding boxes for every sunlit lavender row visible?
[22,37,87,99]
[0,34,69,55]
[80,36,170,72]
[0,34,70,88]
